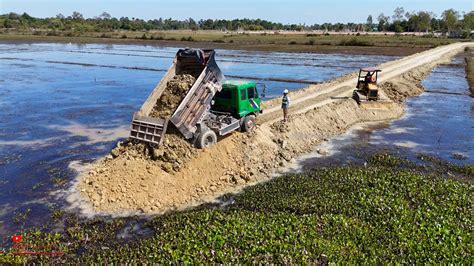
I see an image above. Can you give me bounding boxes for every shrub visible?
[181,36,195,42]
[338,37,373,46]
[288,40,297,45]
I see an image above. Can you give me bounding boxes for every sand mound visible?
[379,71,425,103]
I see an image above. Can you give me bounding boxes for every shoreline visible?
[0,34,427,56]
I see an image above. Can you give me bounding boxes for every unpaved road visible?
[261,42,473,123]
[72,42,474,216]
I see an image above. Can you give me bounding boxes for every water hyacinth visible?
[0,154,471,264]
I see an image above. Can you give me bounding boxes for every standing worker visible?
[281,89,290,122]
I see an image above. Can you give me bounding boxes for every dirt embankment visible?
[72,43,472,216]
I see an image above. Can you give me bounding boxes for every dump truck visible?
[129,48,264,149]
[352,67,382,103]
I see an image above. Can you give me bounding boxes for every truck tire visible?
[196,129,217,149]
[241,115,256,132]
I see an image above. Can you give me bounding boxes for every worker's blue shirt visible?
[281,95,289,109]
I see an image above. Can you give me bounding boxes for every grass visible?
[0,154,472,263]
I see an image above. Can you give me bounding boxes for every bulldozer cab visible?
[212,80,262,118]
[357,68,381,89]
[353,68,382,103]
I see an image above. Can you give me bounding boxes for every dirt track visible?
[69,42,474,216]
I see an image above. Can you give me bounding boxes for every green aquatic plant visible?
[1,154,472,263]
[12,208,31,225]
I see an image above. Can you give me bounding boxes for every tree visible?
[463,11,474,37]
[72,11,84,21]
[188,17,198,31]
[99,12,111,20]
[392,7,405,22]
[56,13,65,20]
[417,11,432,32]
[366,15,373,31]
[442,9,460,35]
[392,7,405,33]
[377,13,389,31]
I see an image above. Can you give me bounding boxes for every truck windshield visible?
[215,89,232,100]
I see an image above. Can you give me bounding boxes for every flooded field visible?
[0,43,398,238]
[299,54,473,170]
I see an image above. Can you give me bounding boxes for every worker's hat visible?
[283,89,289,94]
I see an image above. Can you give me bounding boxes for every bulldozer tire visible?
[241,115,256,132]
[196,129,217,149]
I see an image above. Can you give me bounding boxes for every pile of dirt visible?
[107,74,198,173]
[149,74,196,118]
[108,127,197,173]
[379,70,426,103]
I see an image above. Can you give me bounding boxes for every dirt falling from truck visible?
[149,74,196,118]
[109,74,198,173]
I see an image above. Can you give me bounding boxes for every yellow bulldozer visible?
[352,67,382,103]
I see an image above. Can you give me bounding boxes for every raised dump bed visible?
[129,49,225,146]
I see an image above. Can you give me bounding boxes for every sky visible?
[0,0,472,24]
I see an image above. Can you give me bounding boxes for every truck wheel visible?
[241,115,256,132]
[196,129,217,149]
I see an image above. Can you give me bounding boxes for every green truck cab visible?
[191,80,264,149]
[212,80,263,131]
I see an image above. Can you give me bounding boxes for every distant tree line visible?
[1,7,472,37]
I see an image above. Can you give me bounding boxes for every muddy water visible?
[299,55,474,170]
[0,43,397,239]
